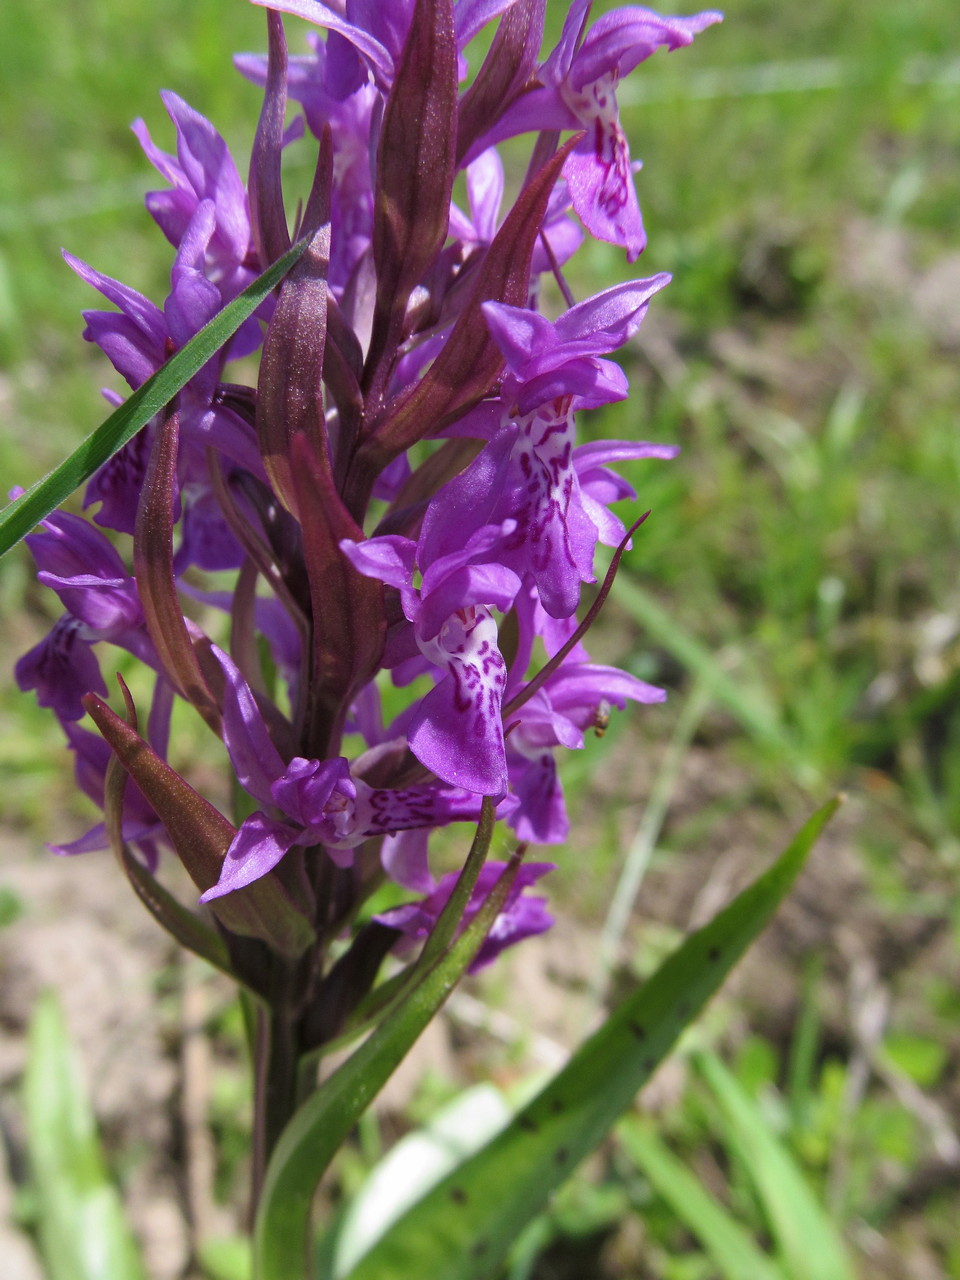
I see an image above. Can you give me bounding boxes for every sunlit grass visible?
[2,0,959,1273]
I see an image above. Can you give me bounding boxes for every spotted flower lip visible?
[461,5,722,257]
[428,274,673,618]
[341,521,521,796]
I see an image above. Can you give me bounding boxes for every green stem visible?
[250,1000,303,1220]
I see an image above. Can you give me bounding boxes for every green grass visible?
[2,0,959,1275]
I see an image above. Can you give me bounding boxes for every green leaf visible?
[23,990,147,1280]
[695,1051,856,1280]
[618,1118,784,1280]
[0,237,307,559]
[341,797,841,1280]
[324,1084,513,1279]
[253,832,516,1280]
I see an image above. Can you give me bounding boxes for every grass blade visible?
[618,1117,784,1280]
[0,237,307,559]
[341,798,841,1280]
[23,990,146,1280]
[612,575,793,759]
[695,1050,856,1280]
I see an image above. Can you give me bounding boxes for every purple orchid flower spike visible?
[13,0,727,1185]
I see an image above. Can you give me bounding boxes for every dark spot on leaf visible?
[471,1240,489,1259]
[677,1000,691,1019]
[519,1114,538,1132]
[555,1146,569,1165]
[643,1057,655,1074]
[629,1021,646,1041]
[708,945,721,962]
[450,1186,467,1205]
[550,1097,564,1115]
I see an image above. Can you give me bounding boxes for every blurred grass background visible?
[1,1,959,1277]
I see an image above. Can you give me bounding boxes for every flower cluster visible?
[17,2,720,994]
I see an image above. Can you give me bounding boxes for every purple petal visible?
[271,755,351,829]
[417,561,521,640]
[200,813,299,901]
[465,146,504,241]
[508,750,570,844]
[63,252,166,344]
[381,828,436,892]
[409,606,508,795]
[339,534,418,592]
[84,431,153,534]
[213,645,286,804]
[26,509,129,583]
[375,860,555,970]
[547,662,667,723]
[165,202,222,346]
[554,274,670,349]
[250,0,395,85]
[417,429,516,567]
[570,9,723,90]
[160,92,250,260]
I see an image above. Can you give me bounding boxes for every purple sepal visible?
[507,748,569,845]
[26,510,142,633]
[381,828,434,893]
[200,812,300,902]
[248,0,395,88]
[215,644,287,804]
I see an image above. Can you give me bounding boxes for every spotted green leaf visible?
[341,798,840,1280]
